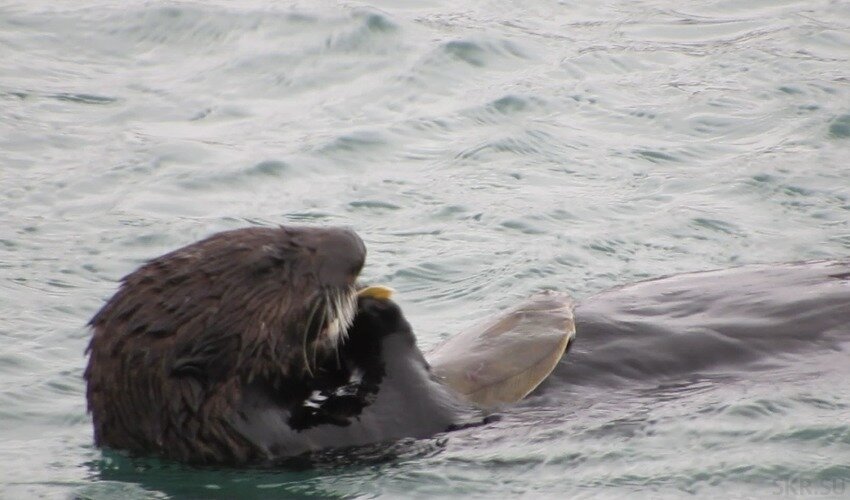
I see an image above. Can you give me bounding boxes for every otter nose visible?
[291,226,366,286]
[316,227,366,285]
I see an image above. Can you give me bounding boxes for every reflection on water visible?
[1,0,849,497]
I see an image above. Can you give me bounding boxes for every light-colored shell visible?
[426,291,575,409]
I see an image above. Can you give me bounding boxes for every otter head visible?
[84,226,369,462]
[252,226,367,375]
[211,225,368,377]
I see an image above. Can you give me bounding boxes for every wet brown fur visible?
[84,226,365,464]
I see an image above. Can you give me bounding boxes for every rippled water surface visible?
[1,0,849,497]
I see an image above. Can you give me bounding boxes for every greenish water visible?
[1,0,848,497]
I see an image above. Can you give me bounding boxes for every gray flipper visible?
[426,291,575,409]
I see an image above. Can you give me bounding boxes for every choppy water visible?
[1,0,849,497]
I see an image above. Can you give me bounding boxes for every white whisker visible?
[311,297,328,374]
[301,295,322,377]
[337,286,357,344]
[300,286,359,375]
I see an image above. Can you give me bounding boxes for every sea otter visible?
[84,226,483,464]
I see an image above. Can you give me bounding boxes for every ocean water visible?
[1,0,849,498]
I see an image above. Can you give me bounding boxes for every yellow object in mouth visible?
[357,285,395,301]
